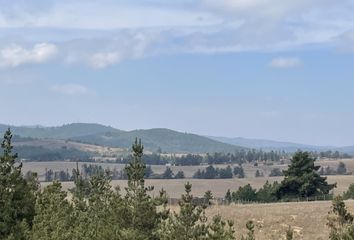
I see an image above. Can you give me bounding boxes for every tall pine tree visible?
[0,129,37,239]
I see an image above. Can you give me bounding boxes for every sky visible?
[1,0,354,146]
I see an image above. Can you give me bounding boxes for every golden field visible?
[204,200,354,240]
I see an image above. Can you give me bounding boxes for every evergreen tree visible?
[327,196,354,240]
[277,151,336,198]
[30,182,74,240]
[232,184,257,202]
[337,162,347,175]
[157,182,235,240]
[123,138,167,239]
[286,226,293,240]
[204,190,213,206]
[174,170,185,179]
[241,221,255,240]
[0,129,37,239]
[162,167,174,179]
[343,183,354,200]
[225,189,232,204]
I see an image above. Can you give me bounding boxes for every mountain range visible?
[1,123,353,154]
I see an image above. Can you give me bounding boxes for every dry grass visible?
[205,200,354,240]
[25,160,354,198]
[39,175,354,199]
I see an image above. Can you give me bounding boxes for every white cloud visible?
[0,1,353,66]
[0,43,58,67]
[269,57,302,69]
[51,84,90,96]
[88,52,121,69]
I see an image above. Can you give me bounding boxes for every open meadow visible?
[203,200,354,240]
[24,158,354,198]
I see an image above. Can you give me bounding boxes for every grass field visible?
[24,159,354,198]
[204,200,354,240]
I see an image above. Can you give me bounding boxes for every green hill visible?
[0,123,120,139]
[0,123,242,154]
[71,128,243,153]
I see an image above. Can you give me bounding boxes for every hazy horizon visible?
[1,1,354,146]
[0,121,349,147]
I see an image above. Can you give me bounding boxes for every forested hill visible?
[0,123,242,153]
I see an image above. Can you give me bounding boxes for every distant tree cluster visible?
[226,151,336,203]
[319,162,349,175]
[15,145,93,161]
[193,165,244,179]
[42,163,186,182]
[225,181,278,203]
[117,150,288,166]
[313,150,353,159]
[269,167,284,177]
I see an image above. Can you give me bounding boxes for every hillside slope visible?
[0,123,242,154]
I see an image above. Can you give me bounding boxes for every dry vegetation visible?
[24,159,354,197]
[202,200,354,240]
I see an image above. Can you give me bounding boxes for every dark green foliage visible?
[175,154,203,165]
[193,165,234,179]
[327,196,354,240]
[343,183,354,200]
[241,221,255,240]
[30,182,74,240]
[232,184,257,202]
[0,129,38,240]
[256,181,278,203]
[337,162,347,175]
[157,182,235,240]
[204,190,213,205]
[269,167,283,177]
[225,189,232,203]
[277,151,336,199]
[174,170,185,179]
[14,145,93,161]
[233,165,245,178]
[145,165,154,178]
[226,181,278,203]
[219,166,234,178]
[123,138,168,239]
[161,167,174,179]
[286,226,293,240]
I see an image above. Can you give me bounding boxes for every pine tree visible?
[0,129,37,239]
[277,151,336,198]
[327,196,354,240]
[123,138,167,239]
[157,182,209,240]
[241,221,255,240]
[30,182,74,240]
[286,226,293,240]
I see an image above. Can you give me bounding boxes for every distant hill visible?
[0,123,120,139]
[207,136,354,153]
[0,123,242,154]
[335,146,354,154]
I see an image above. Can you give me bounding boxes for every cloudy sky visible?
[1,0,354,146]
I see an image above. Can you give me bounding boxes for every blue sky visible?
[1,0,354,146]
